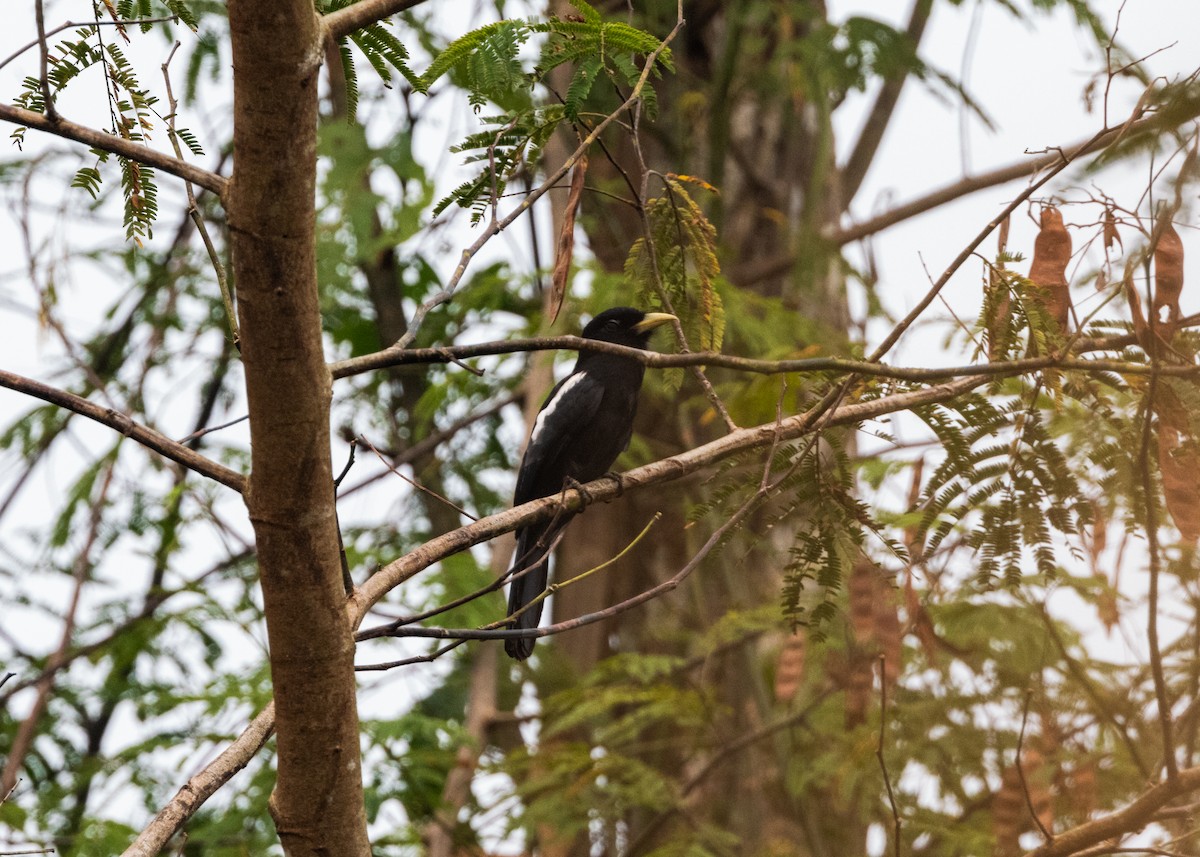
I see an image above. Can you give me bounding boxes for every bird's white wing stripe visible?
[530,372,587,447]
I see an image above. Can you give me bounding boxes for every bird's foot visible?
[563,476,594,506]
[603,470,625,497]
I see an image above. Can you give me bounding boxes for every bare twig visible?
[357,435,478,521]
[1018,690,1055,842]
[0,369,246,492]
[1141,373,1177,781]
[120,704,276,857]
[0,16,179,72]
[161,44,238,346]
[878,655,902,857]
[175,414,249,445]
[329,320,1200,383]
[34,0,56,122]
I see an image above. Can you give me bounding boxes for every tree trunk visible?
[227,2,370,853]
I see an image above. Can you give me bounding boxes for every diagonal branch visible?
[350,373,990,621]
[324,0,429,41]
[0,370,246,492]
[840,0,935,206]
[121,703,276,857]
[0,103,228,197]
[734,99,1200,288]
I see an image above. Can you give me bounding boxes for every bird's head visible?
[580,307,677,350]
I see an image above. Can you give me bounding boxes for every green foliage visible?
[914,390,1089,586]
[10,24,184,241]
[425,5,671,220]
[625,177,725,388]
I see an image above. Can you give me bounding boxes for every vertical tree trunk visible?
[227,3,370,853]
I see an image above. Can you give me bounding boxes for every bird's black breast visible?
[514,355,646,505]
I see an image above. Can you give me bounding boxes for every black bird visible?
[504,307,676,660]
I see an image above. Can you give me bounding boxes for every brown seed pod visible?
[773,633,807,704]
[1157,391,1200,544]
[548,155,588,323]
[1152,223,1184,343]
[1028,206,1073,332]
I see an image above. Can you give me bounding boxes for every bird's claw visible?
[563,476,593,506]
[603,470,625,497]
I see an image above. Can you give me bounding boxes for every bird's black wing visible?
[506,370,604,660]
[514,370,605,504]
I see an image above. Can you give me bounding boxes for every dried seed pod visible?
[1152,222,1184,343]
[844,655,873,729]
[1157,390,1200,544]
[1103,206,1122,253]
[1028,206,1073,332]
[1095,582,1119,632]
[849,559,877,644]
[1087,500,1108,572]
[548,155,587,323]
[773,633,807,704]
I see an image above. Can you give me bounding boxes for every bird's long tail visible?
[504,519,568,660]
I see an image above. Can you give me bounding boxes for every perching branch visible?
[130,372,992,844]
[0,103,228,198]
[330,325,1200,384]
[0,369,246,492]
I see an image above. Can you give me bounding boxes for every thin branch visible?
[865,113,1139,366]
[324,0,429,41]
[624,693,832,857]
[330,326,1200,384]
[732,99,1200,291]
[1018,689,1055,842]
[1023,766,1200,857]
[34,0,56,122]
[878,655,902,857]
[1037,605,1151,778]
[0,16,179,72]
[128,373,1009,843]
[0,369,246,492]
[350,373,989,626]
[176,414,249,445]
[357,435,478,521]
[0,103,228,197]
[336,394,519,499]
[162,44,238,347]
[1,463,113,795]
[1141,373,1177,781]
[119,704,276,857]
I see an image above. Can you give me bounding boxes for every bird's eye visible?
[605,319,619,329]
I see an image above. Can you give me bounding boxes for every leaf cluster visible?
[625,176,725,389]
